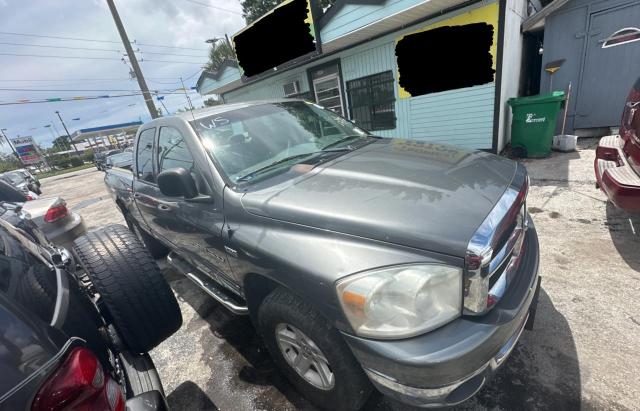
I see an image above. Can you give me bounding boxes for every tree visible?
[204,40,236,72]
[240,0,335,24]
[204,97,223,107]
[51,135,71,152]
[0,153,22,173]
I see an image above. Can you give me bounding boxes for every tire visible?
[123,212,169,259]
[15,265,107,358]
[258,287,372,411]
[32,186,42,195]
[119,351,165,397]
[73,224,182,353]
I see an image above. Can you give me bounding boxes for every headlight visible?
[336,264,462,339]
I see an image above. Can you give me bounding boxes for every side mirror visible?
[157,168,198,199]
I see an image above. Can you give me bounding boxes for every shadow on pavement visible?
[521,137,598,188]
[167,272,582,411]
[167,381,219,410]
[365,288,581,411]
[606,202,640,272]
[169,274,317,410]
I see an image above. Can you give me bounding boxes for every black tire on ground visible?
[73,224,182,354]
[32,186,42,195]
[123,212,169,259]
[119,351,165,397]
[258,287,373,411]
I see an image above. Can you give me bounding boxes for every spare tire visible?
[73,224,182,353]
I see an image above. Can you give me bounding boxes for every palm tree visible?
[205,39,236,72]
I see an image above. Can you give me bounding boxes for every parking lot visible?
[41,138,639,411]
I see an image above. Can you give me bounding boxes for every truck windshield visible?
[190,101,369,183]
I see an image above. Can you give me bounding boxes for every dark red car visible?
[595,78,640,212]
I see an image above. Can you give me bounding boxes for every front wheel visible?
[258,288,372,411]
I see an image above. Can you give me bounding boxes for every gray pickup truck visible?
[104,100,540,410]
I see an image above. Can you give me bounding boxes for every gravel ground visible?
[40,139,639,411]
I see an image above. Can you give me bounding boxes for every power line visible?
[184,0,243,15]
[0,41,205,58]
[139,50,205,58]
[0,30,209,51]
[0,30,120,44]
[0,78,131,82]
[0,52,206,64]
[0,69,203,84]
[0,41,122,53]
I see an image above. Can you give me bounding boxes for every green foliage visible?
[204,40,236,72]
[240,0,335,24]
[69,157,84,167]
[204,97,223,107]
[82,150,95,163]
[51,135,72,152]
[0,154,22,173]
[51,157,73,170]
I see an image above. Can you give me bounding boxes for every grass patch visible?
[38,163,95,179]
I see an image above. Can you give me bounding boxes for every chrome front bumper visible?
[342,223,541,408]
[365,311,530,408]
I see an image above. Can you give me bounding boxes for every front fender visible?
[226,212,463,333]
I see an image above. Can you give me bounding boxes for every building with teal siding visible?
[196,0,531,153]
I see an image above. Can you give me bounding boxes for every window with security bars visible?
[346,71,396,131]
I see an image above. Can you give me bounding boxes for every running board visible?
[166,252,248,315]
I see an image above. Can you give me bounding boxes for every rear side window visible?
[157,127,194,173]
[136,128,156,183]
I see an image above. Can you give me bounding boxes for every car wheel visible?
[73,224,182,354]
[123,212,169,259]
[258,287,372,411]
[119,351,165,397]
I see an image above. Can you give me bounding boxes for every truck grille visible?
[463,165,529,315]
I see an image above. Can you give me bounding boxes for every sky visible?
[0,0,245,152]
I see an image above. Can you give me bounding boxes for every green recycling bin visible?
[507,91,565,158]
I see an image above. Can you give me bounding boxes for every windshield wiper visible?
[321,134,367,151]
[237,153,318,182]
[237,149,350,183]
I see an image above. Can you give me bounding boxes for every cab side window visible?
[157,127,194,173]
[136,128,156,183]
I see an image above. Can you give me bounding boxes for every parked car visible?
[0,170,41,195]
[0,217,182,410]
[104,100,541,410]
[14,168,41,191]
[95,149,123,171]
[0,179,86,249]
[595,77,640,212]
[105,151,134,170]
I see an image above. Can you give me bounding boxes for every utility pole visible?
[55,111,80,154]
[105,0,158,119]
[0,128,23,165]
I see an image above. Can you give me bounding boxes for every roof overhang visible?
[522,0,571,32]
[71,122,142,142]
[321,0,471,54]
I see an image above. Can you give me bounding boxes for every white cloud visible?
[0,0,244,149]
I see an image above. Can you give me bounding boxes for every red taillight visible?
[32,347,125,411]
[26,195,34,201]
[44,202,69,223]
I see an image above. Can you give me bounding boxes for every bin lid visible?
[508,91,565,106]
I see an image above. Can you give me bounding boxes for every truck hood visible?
[240,139,518,257]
